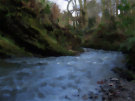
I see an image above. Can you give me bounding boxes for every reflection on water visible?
[0,49,125,101]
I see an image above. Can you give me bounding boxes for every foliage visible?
[118,0,130,12]
[120,37,135,51]
[83,0,135,77]
[51,3,60,23]
[44,4,51,14]
[0,0,82,57]
[88,17,96,28]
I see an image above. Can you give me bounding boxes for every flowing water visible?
[0,49,125,101]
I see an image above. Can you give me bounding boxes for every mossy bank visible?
[0,0,81,58]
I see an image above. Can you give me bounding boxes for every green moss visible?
[29,21,75,55]
[0,35,32,57]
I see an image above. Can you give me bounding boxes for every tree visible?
[51,3,60,23]
[116,0,119,16]
[66,0,88,28]
[66,0,80,28]
[78,0,88,28]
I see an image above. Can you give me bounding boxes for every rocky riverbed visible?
[98,77,135,101]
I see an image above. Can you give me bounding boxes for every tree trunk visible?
[83,0,88,27]
[116,0,119,16]
[67,0,72,25]
[78,0,83,27]
[101,0,106,20]
[109,0,113,15]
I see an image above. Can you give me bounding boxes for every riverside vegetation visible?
[82,0,135,81]
[0,0,82,58]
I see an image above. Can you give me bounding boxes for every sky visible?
[49,0,101,12]
[49,0,69,11]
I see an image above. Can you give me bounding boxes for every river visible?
[0,49,125,101]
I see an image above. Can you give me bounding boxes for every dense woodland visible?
[0,0,135,80]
